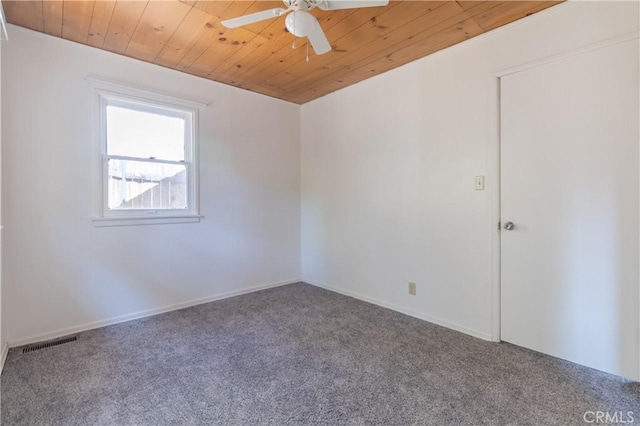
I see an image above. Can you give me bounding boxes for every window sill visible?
[92,215,201,227]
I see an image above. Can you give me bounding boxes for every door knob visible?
[503,221,515,231]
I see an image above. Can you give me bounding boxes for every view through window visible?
[106,105,189,210]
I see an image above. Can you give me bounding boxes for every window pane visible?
[107,159,187,210]
[106,106,185,161]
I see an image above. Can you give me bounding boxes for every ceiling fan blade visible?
[318,0,389,11]
[307,19,331,55]
[222,8,287,29]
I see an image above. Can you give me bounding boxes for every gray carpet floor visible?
[1,283,638,425]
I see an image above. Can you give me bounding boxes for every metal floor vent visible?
[22,336,77,353]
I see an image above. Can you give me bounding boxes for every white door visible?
[500,40,639,380]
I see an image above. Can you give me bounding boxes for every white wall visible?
[2,25,301,345]
[301,0,639,376]
[0,28,5,367]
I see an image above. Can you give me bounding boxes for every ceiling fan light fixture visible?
[285,11,317,37]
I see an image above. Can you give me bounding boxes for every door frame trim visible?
[490,30,640,344]
[496,31,638,79]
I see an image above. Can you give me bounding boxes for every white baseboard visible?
[9,278,301,348]
[1,342,8,373]
[305,279,492,341]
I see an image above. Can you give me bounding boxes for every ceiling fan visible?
[222,0,390,56]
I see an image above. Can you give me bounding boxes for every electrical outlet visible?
[408,282,417,296]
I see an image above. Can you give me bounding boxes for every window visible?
[91,79,205,226]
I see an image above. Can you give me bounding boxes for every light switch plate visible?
[475,176,485,191]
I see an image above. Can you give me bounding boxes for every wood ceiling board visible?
[206,19,290,81]
[208,9,317,86]
[125,0,193,62]
[220,10,346,80]
[62,1,95,44]
[101,1,148,54]
[288,15,487,103]
[182,4,296,81]
[263,1,452,91]
[230,7,377,87]
[472,0,558,32]
[3,0,43,32]
[187,25,269,79]
[285,1,561,103]
[250,3,404,87]
[191,0,234,19]
[205,0,287,75]
[175,1,254,71]
[265,3,455,94]
[273,0,536,99]
[455,0,503,12]
[154,6,218,68]
[258,2,442,88]
[3,0,563,104]
[182,8,271,78]
[43,0,63,37]
[235,1,284,35]
[87,1,117,48]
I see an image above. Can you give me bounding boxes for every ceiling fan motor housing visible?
[283,0,322,11]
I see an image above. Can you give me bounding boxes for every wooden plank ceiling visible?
[2,0,561,104]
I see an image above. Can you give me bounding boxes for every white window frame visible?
[89,78,206,227]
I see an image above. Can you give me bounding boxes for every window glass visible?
[107,159,187,210]
[106,106,185,161]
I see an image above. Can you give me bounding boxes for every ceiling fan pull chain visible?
[292,12,297,50]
